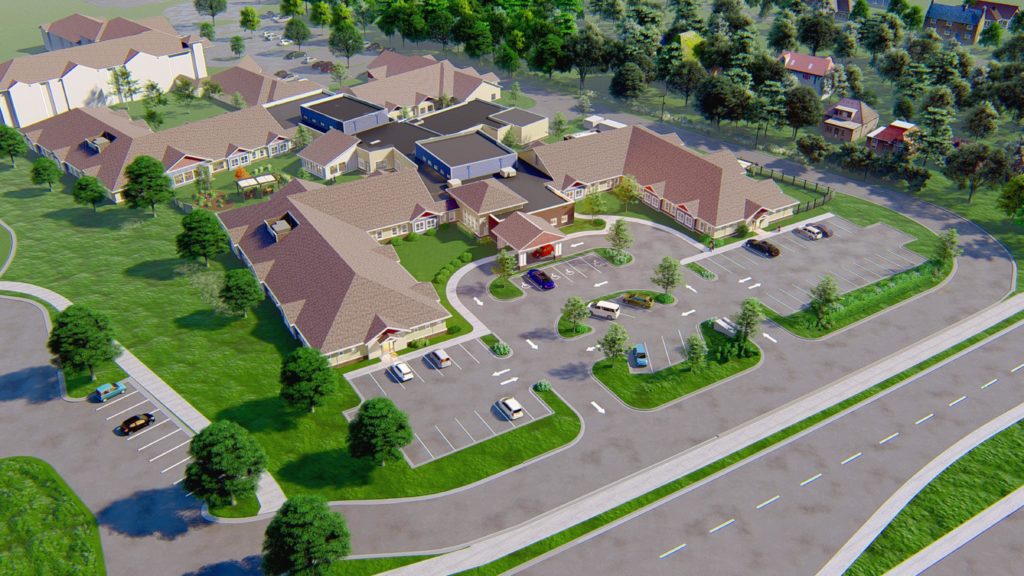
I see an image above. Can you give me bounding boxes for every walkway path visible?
[0,280,286,514]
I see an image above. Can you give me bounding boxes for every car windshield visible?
[637,351,647,358]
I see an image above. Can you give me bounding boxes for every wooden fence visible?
[744,163,836,215]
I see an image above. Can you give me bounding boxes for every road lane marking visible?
[756,495,781,510]
[709,519,735,534]
[659,543,687,559]
[105,400,150,420]
[570,241,585,248]
[454,417,475,442]
[841,452,863,465]
[368,373,387,396]
[681,309,696,316]
[685,284,697,293]
[138,429,181,451]
[459,343,480,364]
[738,276,752,283]
[879,432,900,445]
[915,413,934,425]
[414,433,435,460]
[526,339,538,350]
[949,395,967,407]
[981,378,998,389]
[800,473,823,486]
[475,411,496,435]
[747,283,761,290]
[473,297,483,306]
[1012,362,1024,373]
[126,419,169,440]
[161,457,191,474]
[762,332,777,343]
[594,281,608,288]
[591,401,605,414]
[149,440,190,462]
[95,390,138,410]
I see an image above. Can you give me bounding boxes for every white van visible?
[589,300,621,320]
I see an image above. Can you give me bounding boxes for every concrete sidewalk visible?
[0,280,288,514]
[382,293,1024,575]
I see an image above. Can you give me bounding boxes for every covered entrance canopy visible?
[491,211,567,268]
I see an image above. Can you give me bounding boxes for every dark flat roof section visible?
[305,95,382,121]
[491,107,546,127]
[265,93,328,129]
[499,161,569,212]
[414,100,506,135]
[355,122,437,156]
[419,132,511,167]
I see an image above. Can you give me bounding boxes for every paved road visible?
[0,297,267,576]
[922,507,1024,576]
[512,321,1024,576]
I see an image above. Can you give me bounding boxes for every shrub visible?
[433,271,450,284]
[446,324,462,335]
[406,231,420,242]
[441,264,454,275]
[448,259,462,269]
[407,338,430,349]
[391,236,404,247]
[685,262,717,280]
[654,293,674,305]
[533,379,552,392]
[459,251,473,263]
[478,236,494,245]
[234,167,251,180]
[425,227,438,236]
[490,341,511,357]
[735,222,751,237]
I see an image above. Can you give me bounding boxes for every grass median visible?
[0,456,105,575]
[489,277,523,300]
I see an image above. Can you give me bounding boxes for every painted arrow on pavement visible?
[473,297,483,306]
[500,377,519,386]
[762,332,777,343]
[685,285,697,293]
[591,401,605,414]
[594,281,608,288]
[526,339,538,350]
[748,283,761,290]
[570,242,585,248]
[493,368,511,377]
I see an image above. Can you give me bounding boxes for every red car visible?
[532,244,554,259]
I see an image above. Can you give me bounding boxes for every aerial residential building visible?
[39,13,181,51]
[299,93,390,134]
[866,120,919,154]
[349,51,501,119]
[412,100,549,144]
[218,174,451,366]
[21,105,293,201]
[298,130,360,179]
[207,57,325,108]
[491,211,568,268]
[924,1,986,44]
[415,131,517,183]
[778,51,835,98]
[975,1,1019,28]
[520,125,798,238]
[0,29,207,128]
[821,99,879,142]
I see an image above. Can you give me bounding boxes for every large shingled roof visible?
[352,52,500,110]
[209,58,324,107]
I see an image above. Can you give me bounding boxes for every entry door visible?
[381,339,396,354]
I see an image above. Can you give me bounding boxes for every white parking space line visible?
[826,218,853,232]
[621,312,636,318]
[704,258,734,275]
[555,267,574,283]
[565,260,588,278]
[582,257,602,273]
[138,429,182,451]
[843,267,871,282]
[915,413,934,425]
[407,365,426,385]
[659,542,687,559]
[459,343,480,364]
[767,294,799,313]
[830,269,860,286]
[95,390,138,411]
[792,283,813,297]
[414,432,435,460]
[841,452,863,465]
[661,336,672,365]
[719,253,748,270]
[105,400,150,420]
[800,473,823,487]
[872,252,903,268]
[477,339,492,354]
[434,426,456,451]
[708,518,736,534]
[678,330,686,355]
[368,373,388,396]
[173,477,186,485]
[454,417,475,442]
[853,261,883,278]
[756,495,781,510]
[161,457,191,474]
[148,440,191,462]
[777,287,804,304]
[643,341,654,373]
[475,410,496,436]
[888,248,920,265]
[522,405,536,421]
[126,418,169,440]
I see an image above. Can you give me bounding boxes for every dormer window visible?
[265,211,299,242]
[85,131,117,153]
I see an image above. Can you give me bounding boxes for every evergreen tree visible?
[768,11,798,53]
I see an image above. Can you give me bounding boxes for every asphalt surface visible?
[513,321,1024,576]
[923,507,1024,576]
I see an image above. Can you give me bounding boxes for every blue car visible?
[632,344,649,368]
[526,268,555,290]
[95,380,127,402]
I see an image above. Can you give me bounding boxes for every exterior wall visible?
[415,143,517,180]
[41,31,87,52]
[530,202,575,228]
[465,83,502,103]
[512,119,549,144]
[925,15,984,44]
[821,122,856,142]
[300,104,388,134]
[459,206,488,236]
[356,147,416,173]
[788,71,828,96]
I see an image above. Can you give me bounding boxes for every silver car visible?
[497,397,524,420]
[795,225,824,241]
[389,362,414,382]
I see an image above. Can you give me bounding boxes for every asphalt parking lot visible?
[516,251,615,291]
[347,341,553,467]
[699,217,925,314]
[90,379,194,485]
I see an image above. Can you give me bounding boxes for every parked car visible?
[795,225,824,241]
[622,293,654,309]
[263,10,277,18]
[745,238,780,258]
[312,60,336,73]
[274,70,298,81]
[118,413,155,435]
[809,222,834,238]
[389,362,414,382]
[497,396,524,420]
[303,55,318,64]
[531,244,554,259]
[273,15,292,23]
[589,300,620,320]
[277,38,294,46]
[94,381,127,402]
[429,349,452,369]
[284,51,306,60]
[526,268,555,290]
[632,343,649,368]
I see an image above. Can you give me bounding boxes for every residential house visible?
[349,51,501,119]
[821,98,880,142]
[208,57,325,108]
[298,130,360,179]
[778,51,835,98]
[217,176,451,366]
[975,1,1019,28]
[39,13,180,51]
[21,105,293,201]
[924,1,986,44]
[866,120,918,154]
[520,125,798,238]
[0,29,207,128]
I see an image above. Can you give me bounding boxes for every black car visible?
[118,413,156,435]
[745,239,780,258]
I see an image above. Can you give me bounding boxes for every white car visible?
[795,225,824,241]
[273,15,292,23]
[278,38,294,46]
[497,396,524,420]
[303,56,318,64]
[389,362,414,382]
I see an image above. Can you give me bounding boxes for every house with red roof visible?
[866,121,919,154]
[779,51,835,98]
[975,1,1019,28]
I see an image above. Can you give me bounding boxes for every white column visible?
[554,242,562,257]
[518,251,526,267]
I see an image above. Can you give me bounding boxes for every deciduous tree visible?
[796,11,838,55]
[280,347,337,413]
[768,11,797,53]
[598,323,629,359]
[328,21,363,66]
[194,0,227,24]
[965,100,1000,139]
[997,174,1024,220]
[262,496,351,576]
[30,157,61,192]
[280,0,305,17]
[0,126,27,167]
[108,66,139,105]
[497,249,518,277]
[348,397,413,465]
[184,421,267,507]
[734,298,764,342]
[230,35,246,57]
[240,6,260,37]
[980,19,1004,47]
[566,22,609,92]
[785,85,822,138]
[171,77,197,109]
[562,296,589,331]
[809,275,840,327]
[284,18,311,47]
[72,176,107,212]
[310,1,333,30]
[123,155,172,217]
[176,208,229,267]
[47,305,119,382]
[199,22,216,42]
[933,229,962,267]
[685,333,707,369]
[796,134,832,164]
[943,143,1012,203]
[607,218,634,256]
[651,256,682,295]
[611,175,641,208]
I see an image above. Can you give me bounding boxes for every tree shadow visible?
[125,258,186,281]
[4,187,48,199]
[216,396,300,433]
[175,309,236,331]
[96,486,203,540]
[183,556,262,576]
[250,300,300,359]
[0,365,60,405]
[42,206,145,230]
[275,448,375,490]
[547,361,592,381]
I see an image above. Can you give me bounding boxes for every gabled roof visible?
[447,178,528,215]
[352,53,500,110]
[491,211,566,252]
[210,58,325,107]
[779,51,835,77]
[217,172,450,352]
[530,125,797,227]
[40,13,105,43]
[824,98,879,127]
[41,14,180,45]
[976,1,1019,21]
[298,129,359,166]
[926,2,985,25]
[867,121,918,143]
[365,51,438,79]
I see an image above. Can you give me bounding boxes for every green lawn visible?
[561,217,606,234]
[391,225,494,282]
[685,262,717,281]
[113,98,237,131]
[0,457,105,575]
[186,155,362,207]
[592,322,759,409]
[557,313,592,338]
[847,420,1024,576]
[0,221,12,273]
[209,492,261,519]
[495,93,537,109]
[489,276,524,300]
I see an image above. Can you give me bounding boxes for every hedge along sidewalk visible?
[381,293,1024,576]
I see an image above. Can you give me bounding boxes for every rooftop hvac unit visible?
[447,178,462,188]
[498,167,517,178]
